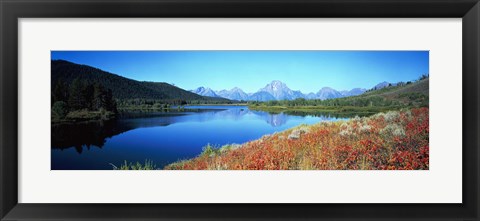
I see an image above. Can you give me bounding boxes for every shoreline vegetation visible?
[248,105,398,116]
[164,107,428,170]
[52,109,117,124]
[52,78,118,124]
[110,160,158,170]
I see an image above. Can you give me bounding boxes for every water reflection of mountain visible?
[188,108,249,122]
[249,111,287,127]
[51,107,341,153]
[187,108,288,127]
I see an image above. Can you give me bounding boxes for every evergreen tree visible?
[93,83,107,110]
[52,79,69,104]
[105,89,117,113]
[68,78,87,110]
[84,84,94,110]
[52,101,68,119]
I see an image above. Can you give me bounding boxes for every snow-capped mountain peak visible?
[259,80,302,100]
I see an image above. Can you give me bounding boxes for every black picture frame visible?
[1,0,479,220]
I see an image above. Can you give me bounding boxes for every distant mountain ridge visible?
[373,81,396,90]
[316,87,344,100]
[191,80,370,101]
[190,87,219,98]
[216,87,250,101]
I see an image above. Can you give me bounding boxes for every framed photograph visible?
[49,50,430,171]
[1,0,479,220]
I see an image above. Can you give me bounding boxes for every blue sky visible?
[51,51,428,93]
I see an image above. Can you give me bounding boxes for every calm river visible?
[51,106,347,170]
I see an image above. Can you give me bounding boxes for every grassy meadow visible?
[164,108,429,170]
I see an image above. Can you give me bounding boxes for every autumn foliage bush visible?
[165,108,429,170]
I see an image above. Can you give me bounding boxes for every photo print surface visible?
[51,51,429,170]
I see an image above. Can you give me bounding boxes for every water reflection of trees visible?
[51,120,126,153]
[51,114,191,153]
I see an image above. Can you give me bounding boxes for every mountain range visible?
[190,80,371,101]
[52,59,397,103]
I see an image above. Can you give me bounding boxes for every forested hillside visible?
[51,60,231,103]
